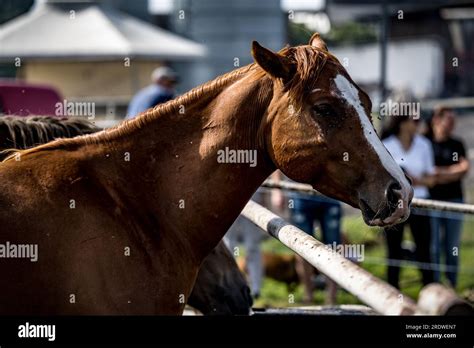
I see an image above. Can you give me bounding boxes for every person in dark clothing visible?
[427,106,470,287]
[126,66,178,119]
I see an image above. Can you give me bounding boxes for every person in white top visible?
[380,91,437,289]
[382,133,435,198]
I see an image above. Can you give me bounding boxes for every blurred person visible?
[426,106,469,287]
[126,66,177,119]
[381,90,436,289]
[272,171,341,304]
[224,190,266,299]
[291,195,342,304]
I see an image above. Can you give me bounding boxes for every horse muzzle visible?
[359,181,413,227]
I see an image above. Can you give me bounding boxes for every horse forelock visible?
[278,45,341,109]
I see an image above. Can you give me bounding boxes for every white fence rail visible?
[241,200,418,315]
[252,180,473,315]
[262,180,474,214]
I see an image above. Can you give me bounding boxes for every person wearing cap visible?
[126,66,178,119]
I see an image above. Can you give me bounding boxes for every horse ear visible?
[251,41,294,80]
[309,33,328,51]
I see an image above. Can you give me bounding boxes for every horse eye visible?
[312,104,334,117]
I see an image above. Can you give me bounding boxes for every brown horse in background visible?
[0,34,412,315]
[0,116,252,315]
[188,240,252,315]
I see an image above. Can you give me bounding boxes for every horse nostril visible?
[386,182,402,206]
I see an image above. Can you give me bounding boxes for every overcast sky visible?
[149,0,325,14]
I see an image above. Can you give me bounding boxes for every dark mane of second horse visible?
[0,116,101,160]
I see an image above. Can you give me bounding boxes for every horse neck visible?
[109,69,276,260]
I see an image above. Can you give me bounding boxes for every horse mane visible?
[0,116,101,161]
[2,44,339,162]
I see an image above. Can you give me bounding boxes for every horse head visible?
[252,34,413,226]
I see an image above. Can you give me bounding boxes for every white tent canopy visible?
[0,1,206,61]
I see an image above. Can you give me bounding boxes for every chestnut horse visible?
[0,116,252,315]
[0,34,412,315]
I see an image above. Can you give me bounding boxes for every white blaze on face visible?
[332,74,407,187]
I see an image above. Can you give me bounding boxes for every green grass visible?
[253,214,474,308]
